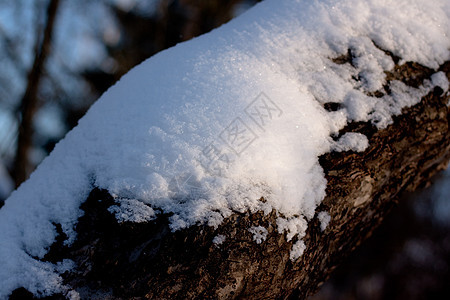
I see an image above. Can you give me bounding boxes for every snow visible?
[277,216,308,242]
[213,234,226,246]
[332,132,369,153]
[431,71,449,93]
[290,240,306,261]
[0,0,449,297]
[318,211,331,232]
[108,198,156,223]
[248,226,268,244]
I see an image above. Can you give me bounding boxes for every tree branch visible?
[13,0,60,187]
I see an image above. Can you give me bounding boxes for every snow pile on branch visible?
[0,0,448,297]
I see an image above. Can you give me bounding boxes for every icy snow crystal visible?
[108,198,156,223]
[213,234,226,246]
[318,211,331,232]
[248,226,269,244]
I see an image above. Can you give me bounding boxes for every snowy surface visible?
[0,0,448,297]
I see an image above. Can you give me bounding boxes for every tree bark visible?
[13,0,60,187]
[10,58,450,299]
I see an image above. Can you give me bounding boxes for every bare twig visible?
[13,0,60,187]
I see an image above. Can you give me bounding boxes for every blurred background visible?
[0,1,448,299]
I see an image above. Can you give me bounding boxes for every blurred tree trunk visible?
[13,0,60,187]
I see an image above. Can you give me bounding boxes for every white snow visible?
[248,226,268,244]
[0,0,448,297]
[277,216,308,242]
[332,132,369,153]
[290,240,306,261]
[212,234,226,246]
[431,71,449,93]
[317,211,331,232]
[108,198,156,223]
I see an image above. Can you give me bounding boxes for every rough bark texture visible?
[10,58,450,299]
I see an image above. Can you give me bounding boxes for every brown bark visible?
[10,59,450,299]
[13,0,60,187]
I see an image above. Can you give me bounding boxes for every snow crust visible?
[0,0,448,297]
